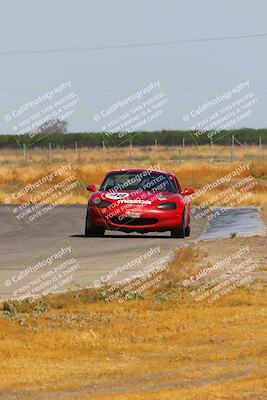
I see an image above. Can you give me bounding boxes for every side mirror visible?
[87,184,96,192]
[182,188,195,196]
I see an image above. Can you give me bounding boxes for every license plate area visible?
[126,212,141,218]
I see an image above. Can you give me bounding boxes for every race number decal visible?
[105,193,129,200]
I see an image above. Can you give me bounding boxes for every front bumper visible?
[88,206,183,233]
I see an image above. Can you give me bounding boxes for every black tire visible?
[85,210,105,237]
[85,225,105,237]
[185,225,190,237]
[170,213,185,238]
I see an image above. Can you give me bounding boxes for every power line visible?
[0,32,267,56]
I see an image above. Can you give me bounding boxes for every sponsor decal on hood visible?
[118,199,152,205]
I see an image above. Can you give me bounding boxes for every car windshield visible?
[100,171,178,193]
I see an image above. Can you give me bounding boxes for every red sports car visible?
[85,169,194,238]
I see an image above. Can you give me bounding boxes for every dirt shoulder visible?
[196,207,267,287]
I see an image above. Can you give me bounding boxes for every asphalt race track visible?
[0,205,265,300]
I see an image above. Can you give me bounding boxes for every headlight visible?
[92,199,112,208]
[157,202,177,210]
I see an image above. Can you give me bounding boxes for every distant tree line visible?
[0,128,266,149]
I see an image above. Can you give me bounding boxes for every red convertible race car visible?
[85,169,194,238]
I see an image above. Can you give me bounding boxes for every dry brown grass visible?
[0,245,266,399]
[0,146,267,206]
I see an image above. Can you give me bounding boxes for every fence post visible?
[210,137,213,162]
[129,140,133,162]
[259,137,262,159]
[75,141,80,162]
[231,135,235,162]
[23,143,27,164]
[102,141,105,161]
[48,142,52,163]
[182,137,185,160]
[154,139,157,152]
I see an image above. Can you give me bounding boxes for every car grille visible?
[111,217,158,226]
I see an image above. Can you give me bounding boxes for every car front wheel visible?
[85,210,105,237]
[170,214,185,238]
[85,225,105,237]
[185,225,190,237]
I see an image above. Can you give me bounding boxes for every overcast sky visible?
[1,0,267,134]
